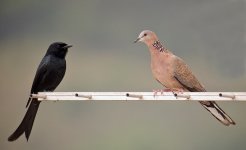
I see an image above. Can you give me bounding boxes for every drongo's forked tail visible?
[8,99,40,141]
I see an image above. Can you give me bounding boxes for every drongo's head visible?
[46,42,72,58]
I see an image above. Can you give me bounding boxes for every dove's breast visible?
[150,53,183,88]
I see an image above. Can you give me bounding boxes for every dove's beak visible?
[134,37,141,43]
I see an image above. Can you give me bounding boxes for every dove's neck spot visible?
[152,41,167,53]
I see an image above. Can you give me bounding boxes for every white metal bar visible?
[32,92,246,101]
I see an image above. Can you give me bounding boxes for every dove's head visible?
[134,30,158,45]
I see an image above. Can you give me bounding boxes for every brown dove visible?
[134,30,235,126]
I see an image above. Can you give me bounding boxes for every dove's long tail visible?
[199,101,235,126]
[8,99,40,141]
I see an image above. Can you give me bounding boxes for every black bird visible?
[8,42,72,142]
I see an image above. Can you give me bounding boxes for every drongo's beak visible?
[63,45,73,49]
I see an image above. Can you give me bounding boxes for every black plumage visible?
[8,42,72,141]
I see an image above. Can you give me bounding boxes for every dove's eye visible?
[144,33,147,36]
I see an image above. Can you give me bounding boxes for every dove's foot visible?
[153,89,172,97]
[152,89,168,96]
[152,88,185,98]
[153,88,184,97]
[153,89,163,97]
[165,88,185,98]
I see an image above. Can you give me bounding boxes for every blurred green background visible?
[1,0,246,149]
